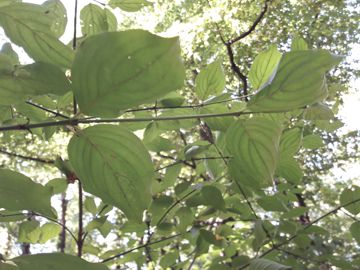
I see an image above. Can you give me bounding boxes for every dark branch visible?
[26,101,70,119]
[227,0,270,45]
[0,148,54,164]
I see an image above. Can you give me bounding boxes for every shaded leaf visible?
[340,186,360,215]
[109,0,152,12]
[250,258,291,270]
[68,125,153,222]
[226,118,282,188]
[0,169,55,218]
[248,50,343,112]
[350,221,360,244]
[42,0,67,38]
[80,4,117,36]
[201,185,226,211]
[72,30,185,117]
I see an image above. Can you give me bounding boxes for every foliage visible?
[0,0,359,269]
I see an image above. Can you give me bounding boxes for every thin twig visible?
[25,101,70,119]
[155,157,231,172]
[77,181,84,257]
[0,148,54,164]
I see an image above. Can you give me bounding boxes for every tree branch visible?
[25,101,70,119]
[0,108,303,132]
[77,181,84,257]
[227,0,270,45]
[0,148,54,164]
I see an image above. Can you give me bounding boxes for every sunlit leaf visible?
[68,125,153,222]
[249,258,291,270]
[72,30,185,117]
[249,45,281,90]
[248,50,343,112]
[38,223,62,243]
[0,3,74,67]
[0,169,56,218]
[195,59,226,100]
[302,134,324,149]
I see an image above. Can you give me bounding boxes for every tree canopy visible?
[0,0,359,269]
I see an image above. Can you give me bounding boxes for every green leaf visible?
[276,157,303,184]
[38,223,62,243]
[175,207,193,233]
[86,216,107,232]
[0,210,26,222]
[291,37,308,51]
[0,169,56,218]
[72,30,185,117]
[159,251,179,269]
[45,178,68,194]
[159,92,185,107]
[109,0,152,12]
[195,59,226,100]
[302,134,324,149]
[42,0,67,38]
[279,128,302,157]
[0,42,19,66]
[252,220,266,251]
[226,118,282,188]
[68,125,153,222]
[0,62,70,105]
[0,3,74,68]
[201,185,226,211]
[0,0,20,8]
[84,196,98,215]
[248,50,343,112]
[340,186,360,215]
[249,258,291,270]
[350,221,360,244]
[304,102,334,120]
[80,4,117,36]
[18,220,41,243]
[249,45,282,90]
[11,253,109,270]
[257,195,287,212]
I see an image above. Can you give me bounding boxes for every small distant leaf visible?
[250,258,291,270]
[340,186,360,215]
[38,223,62,243]
[0,169,56,218]
[252,220,266,251]
[195,59,226,100]
[0,210,26,222]
[201,186,226,211]
[80,4,117,36]
[0,3,74,67]
[42,0,67,38]
[11,253,109,270]
[68,125,153,222]
[249,45,282,90]
[109,0,152,12]
[291,37,308,51]
[72,30,185,117]
[0,42,19,65]
[226,118,282,188]
[350,222,360,244]
[175,207,193,233]
[302,134,324,149]
[184,143,210,160]
[84,196,98,215]
[248,50,343,112]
